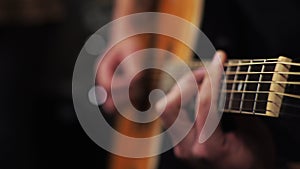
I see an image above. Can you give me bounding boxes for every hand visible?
[96,35,149,113]
[156,51,254,169]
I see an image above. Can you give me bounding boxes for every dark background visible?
[0,0,112,168]
[1,0,300,169]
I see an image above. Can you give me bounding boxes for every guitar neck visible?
[190,56,300,118]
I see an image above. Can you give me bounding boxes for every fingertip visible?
[102,97,115,113]
[193,68,206,83]
[215,50,227,64]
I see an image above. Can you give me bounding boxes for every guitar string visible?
[186,59,300,117]
[225,71,300,75]
[221,108,300,118]
[149,74,300,85]
[150,79,300,99]
[189,61,300,68]
[222,108,300,118]
[222,97,300,110]
[220,101,300,118]
[189,62,300,86]
[224,61,300,67]
[152,60,300,102]
[221,90,300,99]
[223,80,300,85]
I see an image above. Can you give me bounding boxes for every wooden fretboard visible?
[189,56,300,118]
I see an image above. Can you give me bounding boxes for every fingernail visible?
[213,52,221,62]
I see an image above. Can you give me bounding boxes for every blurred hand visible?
[96,35,149,113]
[156,51,254,169]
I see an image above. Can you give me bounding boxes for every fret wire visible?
[253,60,266,114]
[224,63,231,110]
[239,61,252,113]
[228,61,240,111]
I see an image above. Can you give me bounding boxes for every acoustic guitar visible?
[189,56,300,118]
[106,1,300,169]
[107,1,203,169]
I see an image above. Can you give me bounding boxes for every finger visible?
[96,51,122,113]
[97,49,121,90]
[101,84,126,114]
[189,51,228,159]
[196,51,227,142]
[97,38,138,91]
[157,68,206,128]
[102,73,142,113]
[97,51,138,113]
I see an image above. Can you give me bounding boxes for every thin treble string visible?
[224,98,269,103]
[225,61,277,67]
[221,90,300,99]
[224,61,300,67]
[225,71,300,75]
[223,81,300,85]
[189,58,300,68]
[222,97,300,110]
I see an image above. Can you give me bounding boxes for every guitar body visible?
[108,1,203,169]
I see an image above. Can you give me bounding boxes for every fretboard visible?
[190,56,300,118]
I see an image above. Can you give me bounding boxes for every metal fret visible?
[239,61,252,113]
[227,61,240,111]
[224,65,231,110]
[188,56,293,117]
[253,60,266,114]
